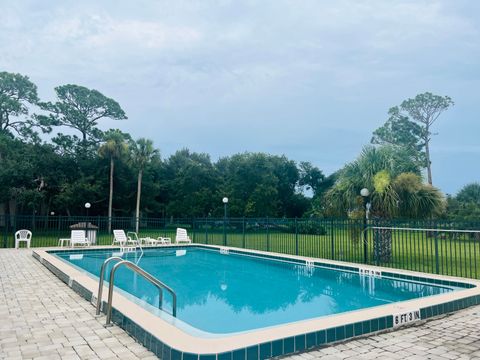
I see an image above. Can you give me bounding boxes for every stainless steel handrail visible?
[127,231,144,255]
[96,256,124,315]
[105,260,177,325]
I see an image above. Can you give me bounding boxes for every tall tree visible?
[446,183,480,222]
[0,72,48,140]
[162,149,220,217]
[216,153,303,217]
[0,133,69,219]
[372,93,454,185]
[131,138,159,233]
[40,84,127,154]
[456,183,480,204]
[98,130,129,232]
[400,92,454,185]
[298,161,326,195]
[371,106,425,167]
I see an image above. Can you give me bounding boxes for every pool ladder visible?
[96,257,177,326]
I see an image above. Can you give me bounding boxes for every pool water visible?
[54,247,458,334]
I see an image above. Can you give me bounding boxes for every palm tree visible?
[326,145,445,262]
[131,138,159,233]
[98,130,129,233]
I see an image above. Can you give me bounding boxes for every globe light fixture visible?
[360,188,370,197]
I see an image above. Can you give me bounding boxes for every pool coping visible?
[33,244,480,360]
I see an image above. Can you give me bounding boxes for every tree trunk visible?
[31,208,36,230]
[0,202,5,227]
[8,198,16,224]
[374,227,392,263]
[108,157,114,233]
[425,125,432,185]
[0,153,4,226]
[135,169,143,234]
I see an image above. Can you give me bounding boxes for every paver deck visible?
[1,249,480,360]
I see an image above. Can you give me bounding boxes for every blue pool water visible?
[54,247,458,334]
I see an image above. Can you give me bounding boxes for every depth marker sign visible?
[358,267,382,278]
[393,309,421,327]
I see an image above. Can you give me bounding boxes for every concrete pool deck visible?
[1,249,480,360]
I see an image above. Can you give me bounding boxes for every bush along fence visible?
[1,215,480,280]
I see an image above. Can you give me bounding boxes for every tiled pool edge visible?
[33,247,480,360]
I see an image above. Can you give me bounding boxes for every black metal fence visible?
[2,215,479,279]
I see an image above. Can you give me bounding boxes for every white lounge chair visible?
[15,230,32,249]
[136,235,171,246]
[112,230,138,247]
[157,236,172,245]
[175,228,192,244]
[129,231,157,246]
[140,237,157,246]
[127,231,140,244]
[70,230,91,247]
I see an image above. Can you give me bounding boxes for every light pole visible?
[222,197,228,246]
[50,211,55,231]
[85,202,91,216]
[360,188,370,263]
[85,202,91,244]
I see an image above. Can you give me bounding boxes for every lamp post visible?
[50,211,55,231]
[360,188,370,264]
[85,202,91,244]
[222,197,228,246]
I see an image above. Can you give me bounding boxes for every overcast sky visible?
[1,0,479,194]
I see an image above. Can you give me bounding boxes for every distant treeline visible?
[0,71,478,221]
[0,134,331,218]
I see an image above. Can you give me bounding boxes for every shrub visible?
[296,221,327,235]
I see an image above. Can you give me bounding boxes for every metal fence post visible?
[2,215,7,248]
[205,217,208,244]
[363,218,368,264]
[295,217,299,255]
[331,219,335,260]
[242,217,246,248]
[223,216,226,246]
[266,216,270,251]
[434,226,440,274]
[192,218,196,243]
[163,215,166,238]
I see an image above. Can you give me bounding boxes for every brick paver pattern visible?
[0,249,157,360]
[1,249,480,359]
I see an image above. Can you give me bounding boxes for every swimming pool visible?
[34,245,480,359]
[53,246,457,334]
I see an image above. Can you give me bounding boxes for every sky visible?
[1,0,479,195]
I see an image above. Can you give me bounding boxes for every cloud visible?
[0,0,479,193]
[43,15,202,50]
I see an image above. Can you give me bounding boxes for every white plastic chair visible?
[112,230,138,246]
[70,230,91,247]
[15,230,32,249]
[175,228,192,244]
[113,229,127,246]
[58,230,90,247]
[138,236,160,246]
[127,231,140,245]
[157,236,172,245]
